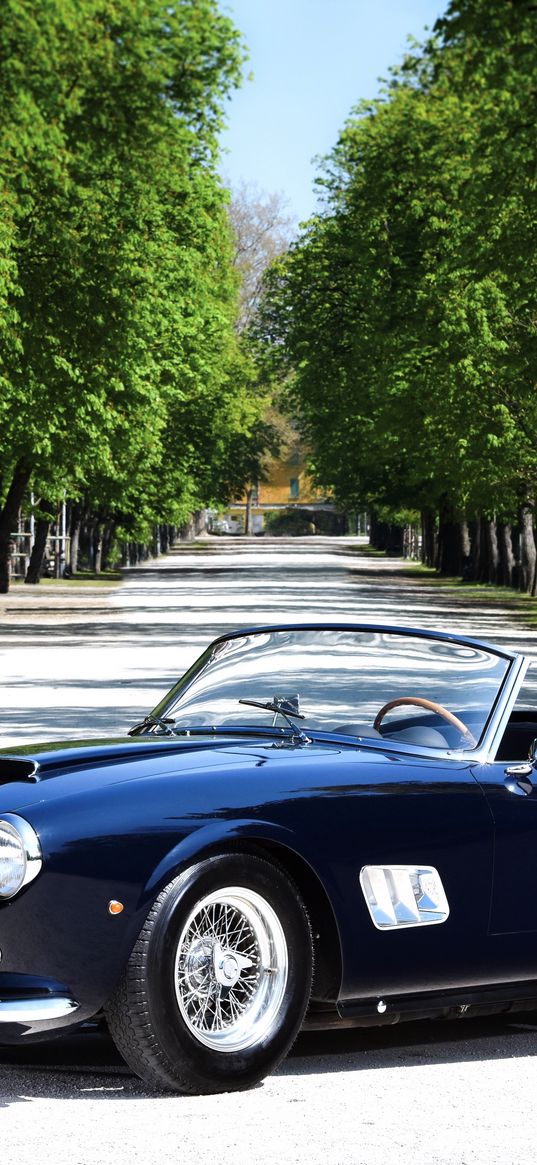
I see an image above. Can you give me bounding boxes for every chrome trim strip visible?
[0,996,79,1023]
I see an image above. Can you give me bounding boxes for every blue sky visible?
[220,0,447,223]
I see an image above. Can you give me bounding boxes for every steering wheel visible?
[373,696,477,747]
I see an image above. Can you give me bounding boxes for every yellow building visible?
[227,442,336,534]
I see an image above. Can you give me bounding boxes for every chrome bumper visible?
[0,996,79,1023]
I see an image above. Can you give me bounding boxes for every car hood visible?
[0,735,235,775]
[0,732,346,814]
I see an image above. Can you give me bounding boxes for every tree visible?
[259,0,537,585]
[228,181,295,331]
[0,0,246,589]
[217,181,298,524]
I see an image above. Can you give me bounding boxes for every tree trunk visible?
[386,524,404,554]
[519,500,536,594]
[25,500,53,584]
[94,523,103,573]
[369,512,380,549]
[420,510,436,567]
[160,524,169,554]
[69,503,82,575]
[101,521,115,570]
[0,460,32,593]
[498,524,516,588]
[459,521,471,580]
[369,515,389,551]
[467,518,481,582]
[437,510,462,576]
[475,516,490,583]
[245,488,254,536]
[484,518,500,584]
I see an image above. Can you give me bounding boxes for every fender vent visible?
[0,758,39,784]
[360,864,450,929]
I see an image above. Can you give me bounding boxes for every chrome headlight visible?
[0,815,42,900]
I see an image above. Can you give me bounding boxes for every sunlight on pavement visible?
[0,537,535,747]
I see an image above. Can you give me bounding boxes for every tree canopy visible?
[0,0,266,587]
[259,0,537,585]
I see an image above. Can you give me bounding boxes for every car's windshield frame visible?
[142,624,523,761]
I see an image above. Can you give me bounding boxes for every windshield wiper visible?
[129,714,177,737]
[238,696,311,744]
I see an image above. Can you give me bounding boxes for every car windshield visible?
[150,626,512,751]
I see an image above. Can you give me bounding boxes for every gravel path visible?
[2,537,537,1164]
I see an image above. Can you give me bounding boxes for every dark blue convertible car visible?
[1,623,537,1094]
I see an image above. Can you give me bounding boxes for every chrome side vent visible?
[360,864,450,930]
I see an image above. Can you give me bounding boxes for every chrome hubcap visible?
[212,941,254,988]
[174,886,288,1052]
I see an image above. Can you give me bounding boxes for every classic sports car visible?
[1,622,537,1094]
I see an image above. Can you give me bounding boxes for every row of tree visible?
[0,0,277,590]
[259,0,537,589]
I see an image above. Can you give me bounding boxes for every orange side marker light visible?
[108,900,124,915]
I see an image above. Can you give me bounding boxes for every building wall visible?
[237,448,325,508]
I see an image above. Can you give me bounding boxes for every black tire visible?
[105,853,313,1094]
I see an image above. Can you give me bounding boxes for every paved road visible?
[0,536,532,746]
[2,538,537,1164]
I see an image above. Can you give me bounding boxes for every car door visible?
[296,743,497,1006]
[471,664,537,950]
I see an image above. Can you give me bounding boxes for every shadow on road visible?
[288,1011,537,1070]
[1,1013,536,1105]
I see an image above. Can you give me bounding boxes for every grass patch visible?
[10,570,122,588]
[71,569,122,583]
[398,564,530,601]
[345,546,537,622]
[412,575,537,623]
[341,543,388,558]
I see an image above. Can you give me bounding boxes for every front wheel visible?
[105,853,313,1094]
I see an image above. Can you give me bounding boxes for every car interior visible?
[337,707,537,758]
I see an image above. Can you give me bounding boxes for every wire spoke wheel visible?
[105,854,312,1093]
[174,886,288,1052]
